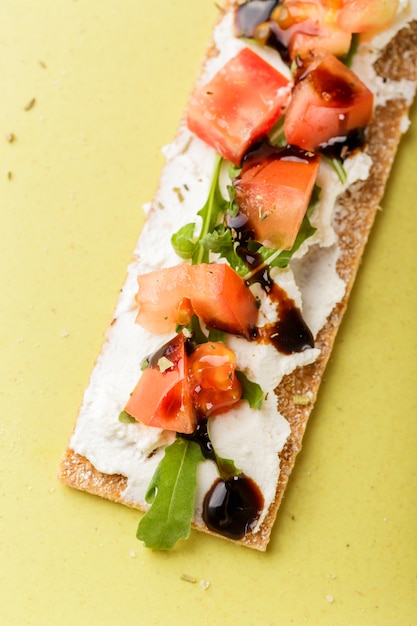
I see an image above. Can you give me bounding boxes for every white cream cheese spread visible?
[69,1,416,533]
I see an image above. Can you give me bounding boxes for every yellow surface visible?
[1,2,416,624]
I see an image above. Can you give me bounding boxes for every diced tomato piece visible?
[135,264,193,334]
[187,47,290,166]
[234,142,320,250]
[288,22,351,58]
[124,333,196,434]
[124,336,243,433]
[266,1,351,58]
[284,51,373,151]
[135,263,258,338]
[337,0,399,33]
[188,342,242,417]
[188,264,257,337]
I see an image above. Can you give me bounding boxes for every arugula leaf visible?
[228,162,242,180]
[269,115,287,147]
[171,222,197,259]
[136,438,205,550]
[178,314,227,345]
[343,32,359,68]
[118,410,136,424]
[322,154,347,184]
[171,154,230,265]
[193,154,228,264]
[207,327,226,343]
[201,224,248,276]
[236,370,264,410]
[200,223,234,254]
[214,453,241,481]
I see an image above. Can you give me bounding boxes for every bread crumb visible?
[24,97,36,111]
[180,574,197,584]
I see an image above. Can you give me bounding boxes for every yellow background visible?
[1,1,416,624]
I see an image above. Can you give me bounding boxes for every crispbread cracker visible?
[59,6,417,550]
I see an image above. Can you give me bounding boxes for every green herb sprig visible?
[137,439,204,550]
[171,154,232,265]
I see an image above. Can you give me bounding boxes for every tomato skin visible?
[337,0,399,33]
[124,333,197,434]
[234,142,321,250]
[284,51,373,151]
[187,47,290,166]
[136,263,258,338]
[188,342,242,417]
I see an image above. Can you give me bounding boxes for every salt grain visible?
[200,580,210,590]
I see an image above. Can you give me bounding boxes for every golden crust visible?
[58,12,417,550]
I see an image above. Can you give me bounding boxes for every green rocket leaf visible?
[136,438,204,550]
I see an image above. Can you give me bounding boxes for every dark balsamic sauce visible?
[319,128,366,161]
[180,419,214,462]
[255,281,315,354]
[235,0,280,38]
[181,420,264,538]
[203,474,264,540]
[235,0,291,64]
[312,64,358,107]
[241,140,320,171]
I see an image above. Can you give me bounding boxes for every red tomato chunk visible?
[234,142,321,250]
[277,0,352,58]
[124,333,196,434]
[188,342,242,418]
[187,47,290,166]
[284,51,374,151]
[135,263,258,338]
[124,336,242,434]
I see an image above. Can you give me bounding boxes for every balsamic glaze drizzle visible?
[181,420,264,539]
[203,474,264,540]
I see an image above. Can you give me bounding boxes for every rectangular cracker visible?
[59,3,417,551]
